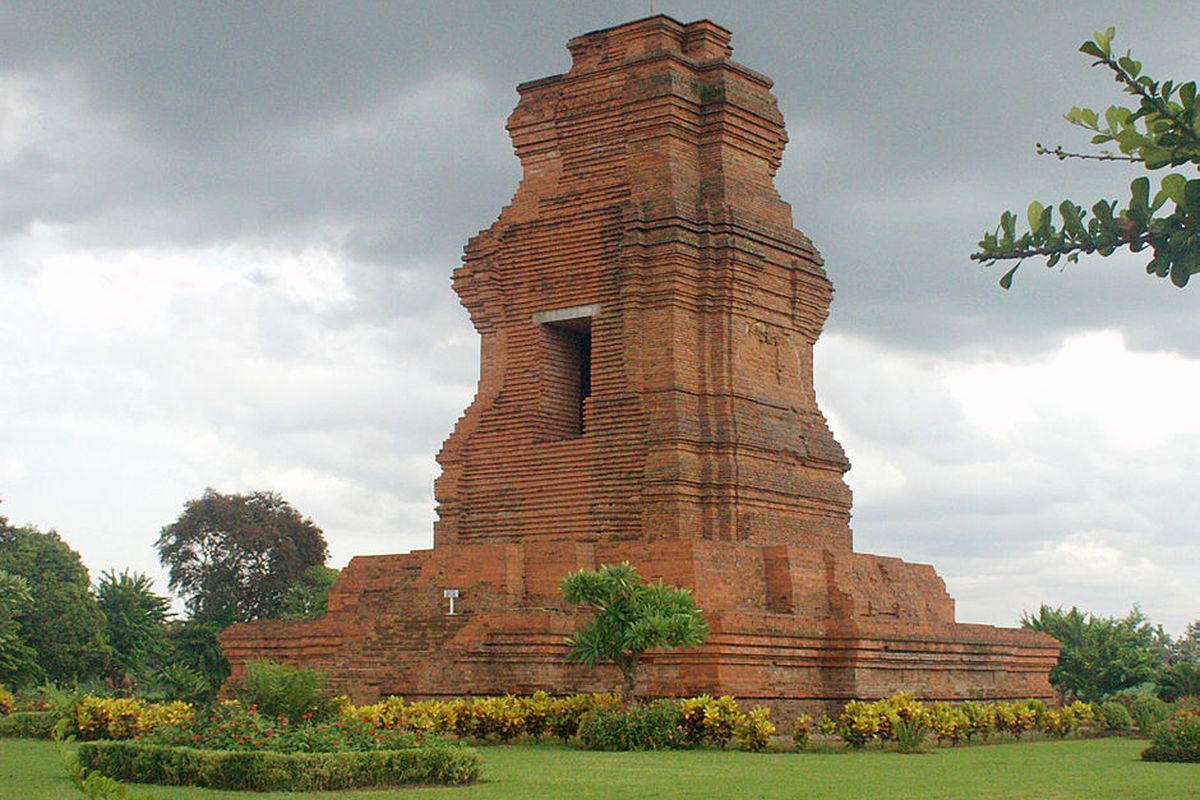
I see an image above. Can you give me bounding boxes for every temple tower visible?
[222,16,1058,712]
[436,16,849,552]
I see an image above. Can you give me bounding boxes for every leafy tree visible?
[974,27,1200,287]
[1156,661,1200,702]
[0,525,110,684]
[0,568,41,687]
[1022,604,1162,703]
[1156,619,1200,702]
[95,569,171,692]
[560,561,708,700]
[155,619,229,704]
[1169,620,1200,665]
[156,488,329,627]
[279,565,340,619]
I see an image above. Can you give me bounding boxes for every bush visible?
[149,662,214,706]
[0,686,12,715]
[837,700,883,748]
[893,718,928,753]
[734,707,774,752]
[1113,693,1174,734]
[1101,701,1134,731]
[1141,708,1200,762]
[958,702,995,742]
[791,713,812,750]
[240,659,334,724]
[679,695,740,748]
[926,703,968,745]
[73,695,194,740]
[460,695,527,741]
[546,693,620,741]
[0,710,59,738]
[1043,707,1078,738]
[578,701,688,751]
[77,741,481,790]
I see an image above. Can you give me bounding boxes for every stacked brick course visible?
[222,15,1058,712]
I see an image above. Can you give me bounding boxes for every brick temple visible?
[221,16,1058,711]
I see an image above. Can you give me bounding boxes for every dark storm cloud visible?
[2,1,1197,630]
[4,0,1195,350]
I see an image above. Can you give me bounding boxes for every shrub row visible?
[1142,707,1200,763]
[354,691,621,741]
[576,695,775,751]
[77,741,481,791]
[823,694,1102,749]
[0,710,58,739]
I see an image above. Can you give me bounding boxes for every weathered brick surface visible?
[222,15,1058,708]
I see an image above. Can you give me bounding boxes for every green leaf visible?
[1079,40,1105,59]
[999,264,1020,290]
[1000,211,1016,244]
[1184,179,1200,215]
[1104,105,1130,133]
[1027,201,1046,234]
[1181,82,1197,108]
[1130,176,1150,211]
[1095,27,1116,51]
[1160,174,1187,206]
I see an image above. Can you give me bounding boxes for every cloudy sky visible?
[1,1,1196,634]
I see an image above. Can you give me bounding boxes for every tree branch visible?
[1100,55,1200,149]
[1036,143,1142,163]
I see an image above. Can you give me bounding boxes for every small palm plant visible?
[560,562,708,701]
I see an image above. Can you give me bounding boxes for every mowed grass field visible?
[1,736,1195,800]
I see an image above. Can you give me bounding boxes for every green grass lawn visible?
[1,737,1195,800]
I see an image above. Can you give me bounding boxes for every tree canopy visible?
[0,524,111,685]
[279,565,340,619]
[96,569,171,691]
[974,27,1200,287]
[1022,604,1162,703]
[560,561,708,700]
[156,488,328,627]
[0,568,40,687]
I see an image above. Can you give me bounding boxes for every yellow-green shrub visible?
[926,702,968,745]
[958,701,995,742]
[1043,707,1077,738]
[73,695,195,740]
[791,713,812,750]
[354,695,408,729]
[679,694,740,748]
[837,700,882,748]
[0,687,12,716]
[520,691,554,738]
[734,707,774,752]
[463,695,526,741]
[408,699,458,735]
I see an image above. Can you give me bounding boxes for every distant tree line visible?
[1023,604,1200,704]
[0,490,337,702]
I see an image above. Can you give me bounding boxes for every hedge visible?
[0,711,59,739]
[76,741,481,791]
